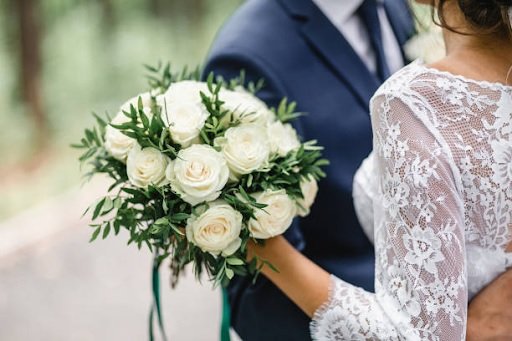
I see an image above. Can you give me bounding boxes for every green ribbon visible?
[148,255,231,341]
[220,288,231,341]
[149,256,167,341]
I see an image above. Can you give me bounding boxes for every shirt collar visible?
[312,0,365,23]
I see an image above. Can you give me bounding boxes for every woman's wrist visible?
[247,236,286,275]
[247,235,331,317]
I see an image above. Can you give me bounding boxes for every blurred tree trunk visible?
[15,0,47,149]
[168,0,205,20]
[149,0,164,17]
[188,0,205,20]
[99,0,115,28]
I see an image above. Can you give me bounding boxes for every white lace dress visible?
[311,60,512,341]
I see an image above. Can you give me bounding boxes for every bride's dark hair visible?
[435,0,512,37]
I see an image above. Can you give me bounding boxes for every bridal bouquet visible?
[74,63,327,290]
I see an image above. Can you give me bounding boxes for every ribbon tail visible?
[149,303,155,341]
[220,288,231,341]
[149,256,168,341]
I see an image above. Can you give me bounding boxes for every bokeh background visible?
[0,0,244,219]
[0,1,243,340]
[0,1,430,340]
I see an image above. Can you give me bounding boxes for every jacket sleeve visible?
[203,49,306,251]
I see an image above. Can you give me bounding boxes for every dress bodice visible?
[312,60,512,340]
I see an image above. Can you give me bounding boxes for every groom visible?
[204,0,512,339]
[203,0,413,339]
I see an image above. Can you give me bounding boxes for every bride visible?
[247,0,512,339]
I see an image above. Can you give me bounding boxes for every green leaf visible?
[102,197,114,213]
[225,268,234,280]
[90,226,101,242]
[170,213,190,222]
[232,266,248,276]
[70,143,86,149]
[92,198,106,220]
[113,197,123,209]
[263,260,280,273]
[170,224,185,236]
[154,217,169,226]
[226,258,245,266]
[207,72,215,93]
[113,220,121,235]
[102,222,111,239]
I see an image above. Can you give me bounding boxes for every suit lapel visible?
[278,0,380,109]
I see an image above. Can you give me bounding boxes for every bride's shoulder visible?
[371,60,441,102]
[373,58,512,104]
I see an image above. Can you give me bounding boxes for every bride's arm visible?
[248,236,331,317]
[249,90,468,340]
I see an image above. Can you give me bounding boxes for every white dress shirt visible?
[312,0,404,76]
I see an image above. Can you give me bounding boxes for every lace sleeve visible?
[311,91,468,341]
[353,152,378,244]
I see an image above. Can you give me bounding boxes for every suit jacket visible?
[203,0,415,339]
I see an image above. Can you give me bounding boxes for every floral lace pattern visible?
[311,61,512,340]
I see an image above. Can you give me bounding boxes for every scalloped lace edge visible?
[414,59,512,91]
[309,274,337,341]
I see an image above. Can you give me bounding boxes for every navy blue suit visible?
[203,0,414,339]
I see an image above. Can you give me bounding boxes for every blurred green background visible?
[0,1,430,221]
[0,0,243,221]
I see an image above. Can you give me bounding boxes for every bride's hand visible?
[467,269,512,340]
[245,237,283,270]
[245,235,331,317]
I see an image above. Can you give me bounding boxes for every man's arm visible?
[203,51,285,109]
[203,50,306,251]
[467,269,512,340]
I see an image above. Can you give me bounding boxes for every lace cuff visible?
[309,275,404,340]
[309,275,338,341]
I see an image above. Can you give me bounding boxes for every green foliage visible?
[74,64,328,287]
[274,98,303,123]
[145,62,201,93]
[217,70,265,94]
[198,73,230,145]
[235,141,328,201]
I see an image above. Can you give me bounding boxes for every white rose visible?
[219,89,275,126]
[296,177,318,217]
[105,92,154,162]
[186,201,243,256]
[267,121,301,157]
[104,113,137,162]
[404,25,446,64]
[126,145,170,188]
[159,80,209,106]
[158,81,210,147]
[120,92,154,114]
[248,189,296,239]
[163,101,209,147]
[215,124,270,177]
[166,144,229,206]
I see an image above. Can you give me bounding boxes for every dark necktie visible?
[358,0,391,81]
